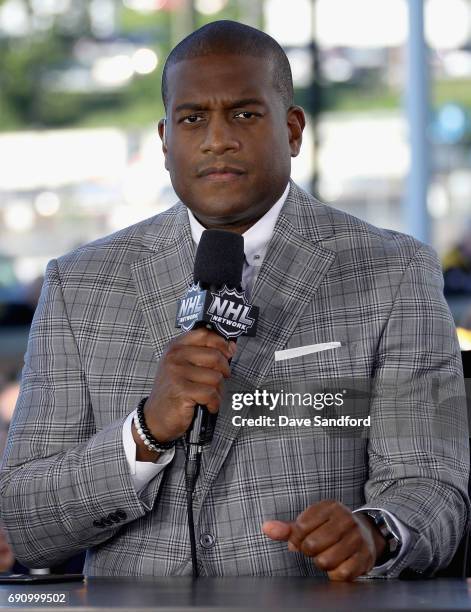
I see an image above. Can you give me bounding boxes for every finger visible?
[181,380,222,413]
[262,520,292,542]
[327,551,371,582]
[287,505,333,551]
[178,329,236,359]
[174,347,232,378]
[307,529,364,571]
[0,550,14,572]
[178,364,225,388]
[294,500,343,537]
[295,518,350,557]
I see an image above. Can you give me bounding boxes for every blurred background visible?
[1,0,471,445]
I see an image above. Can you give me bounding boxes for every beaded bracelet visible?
[134,397,177,453]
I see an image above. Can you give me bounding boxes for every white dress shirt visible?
[121,181,410,575]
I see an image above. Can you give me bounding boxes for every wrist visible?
[131,420,163,462]
[132,398,177,462]
[143,398,178,443]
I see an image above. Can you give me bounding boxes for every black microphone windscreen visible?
[194,229,244,288]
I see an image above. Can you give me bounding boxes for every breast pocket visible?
[268,339,356,385]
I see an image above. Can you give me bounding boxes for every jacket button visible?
[108,513,119,523]
[116,509,127,520]
[102,518,113,526]
[199,533,215,549]
[93,520,104,528]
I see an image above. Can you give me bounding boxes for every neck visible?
[193,216,262,235]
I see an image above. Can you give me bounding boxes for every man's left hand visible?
[262,500,386,581]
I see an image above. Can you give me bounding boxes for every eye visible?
[182,114,203,124]
[235,111,258,119]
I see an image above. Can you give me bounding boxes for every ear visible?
[157,118,169,169]
[287,106,305,158]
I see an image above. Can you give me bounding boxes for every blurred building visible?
[1,0,471,387]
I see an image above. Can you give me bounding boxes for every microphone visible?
[176,229,258,341]
[193,228,244,292]
[184,229,245,458]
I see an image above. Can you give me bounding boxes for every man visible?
[0,21,468,581]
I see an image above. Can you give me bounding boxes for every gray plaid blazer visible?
[1,181,469,577]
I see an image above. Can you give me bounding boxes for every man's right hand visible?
[132,328,236,461]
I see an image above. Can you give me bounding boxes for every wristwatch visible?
[361,509,402,564]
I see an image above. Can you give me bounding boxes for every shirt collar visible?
[187,182,290,266]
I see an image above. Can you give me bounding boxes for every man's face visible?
[158,53,305,233]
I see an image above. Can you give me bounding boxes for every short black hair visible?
[161,20,294,112]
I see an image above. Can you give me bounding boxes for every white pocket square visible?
[274,342,342,362]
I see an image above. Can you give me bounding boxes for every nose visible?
[200,114,240,156]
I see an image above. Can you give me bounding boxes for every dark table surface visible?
[1,577,471,611]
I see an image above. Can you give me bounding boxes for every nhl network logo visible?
[207,286,257,338]
[176,283,258,339]
[176,283,206,332]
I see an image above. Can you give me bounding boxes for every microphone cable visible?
[184,406,214,578]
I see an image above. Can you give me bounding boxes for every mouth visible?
[198,166,247,182]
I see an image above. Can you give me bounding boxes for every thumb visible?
[262,520,292,541]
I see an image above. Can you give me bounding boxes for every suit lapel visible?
[130,206,195,359]
[198,184,337,506]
